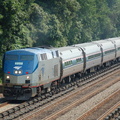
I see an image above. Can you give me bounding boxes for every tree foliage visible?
[0,0,34,55]
[0,0,120,53]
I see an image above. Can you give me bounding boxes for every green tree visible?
[107,0,120,36]
[95,0,117,39]
[77,0,100,42]
[36,0,81,46]
[0,0,34,55]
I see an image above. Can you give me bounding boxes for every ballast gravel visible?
[56,81,120,120]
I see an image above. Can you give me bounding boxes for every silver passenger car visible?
[74,43,102,73]
[94,39,116,66]
[108,37,120,61]
[56,46,84,78]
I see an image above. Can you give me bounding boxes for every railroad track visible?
[18,64,120,120]
[32,76,120,120]
[0,62,120,120]
[0,94,3,98]
[98,101,120,120]
[77,89,120,120]
[0,102,8,108]
[0,103,20,115]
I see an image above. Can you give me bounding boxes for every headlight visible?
[14,70,18,74]
[27,76,30,79]
[18,71,22,74]
[14,70,22,74]
[6,76,10,79]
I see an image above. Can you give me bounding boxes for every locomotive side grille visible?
[54,64,58,77]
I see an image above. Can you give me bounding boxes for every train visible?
[2,37,120,100]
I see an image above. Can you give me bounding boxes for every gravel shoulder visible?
[56,81,120,120]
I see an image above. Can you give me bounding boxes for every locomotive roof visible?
[6,47,52,54]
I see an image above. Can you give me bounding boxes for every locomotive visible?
[2,37,120,100]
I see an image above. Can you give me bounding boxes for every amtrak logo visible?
[14,66,22,70]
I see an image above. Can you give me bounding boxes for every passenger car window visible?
[41,53,47,60]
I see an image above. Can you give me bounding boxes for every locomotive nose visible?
[4,74,32,85]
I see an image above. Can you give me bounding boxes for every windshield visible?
[20,55,34,60]
[5,55,18,60]
[5,55,34,61]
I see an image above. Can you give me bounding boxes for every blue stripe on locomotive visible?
[3,50,38,76]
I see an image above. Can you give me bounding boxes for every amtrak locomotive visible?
[2,37,120,100]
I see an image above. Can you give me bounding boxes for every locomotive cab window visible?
[5,55,18,60]
[20,55,34,60]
